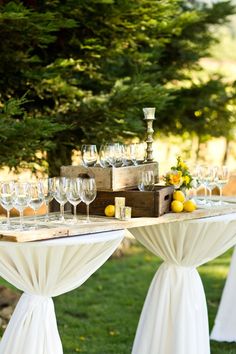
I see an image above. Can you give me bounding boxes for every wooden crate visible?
[77,185,174,217]
[61,162,159,191]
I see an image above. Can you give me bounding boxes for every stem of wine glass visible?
[73,204,77,223]
[208,189,212,205]
[219,187,223,205]
[86,203,90,223]
[60,203,65,222]
[45,202,49,222]
[204,185,207,204]
[6,210,10,229]
[19,210,24,231]
[34,209,37,229]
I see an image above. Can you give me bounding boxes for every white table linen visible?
[211,245,236,341]
[0,229,124,354]
[128,213,236,354]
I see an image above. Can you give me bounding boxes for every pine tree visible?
[0,0,235,175]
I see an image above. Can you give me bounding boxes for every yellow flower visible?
[178,160,188,170]
[183,175,190,185]
[169,171,183,186]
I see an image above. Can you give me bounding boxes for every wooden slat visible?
[61,162,159,191]
[0,205,236,242]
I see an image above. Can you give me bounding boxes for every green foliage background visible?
[0,0,236,175]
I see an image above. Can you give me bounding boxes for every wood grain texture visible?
[77,186,174,217]
[1,205,236,242]
[61,162,159,191]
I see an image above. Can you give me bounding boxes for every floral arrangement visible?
[163,156,193,190]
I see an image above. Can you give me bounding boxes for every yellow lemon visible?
[104,205,115,217]
[171,200,184,213]
[173,190,185,203]
[183,200,196,212]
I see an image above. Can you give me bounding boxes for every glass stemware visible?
[13,182,31,230]
[215,166,230,205]
[79,177,97,223]
[82,144,98,167]
[66,178,82,223]
[0,181,15,229]
[130,144,138,166]
[138,171,155,191]
[53,177,68,222]
[135,143,147,164]
[40,178,55,221]
[198,165,211,206]
[99,144,110,168]
[205,166,217,206]
[28,182,45,229]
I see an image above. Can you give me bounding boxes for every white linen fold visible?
[128,213,236,354]
[0,230,124,354]
[211,245,236,341]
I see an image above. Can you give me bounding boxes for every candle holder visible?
[143,107,156,162]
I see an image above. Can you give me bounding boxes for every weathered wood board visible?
[1,205,236,243]
[61,162,159,191]
[77,186,174,217]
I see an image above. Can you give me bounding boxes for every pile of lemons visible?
[171,190,197,213]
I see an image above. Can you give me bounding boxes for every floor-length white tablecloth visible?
[211,245,236,341]
[128,213,236,354]
[0,229,124,354]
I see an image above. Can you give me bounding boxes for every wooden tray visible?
[61,162,159,191]
[1,205,236,242]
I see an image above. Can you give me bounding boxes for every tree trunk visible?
[222,138,230,166]
[195,135,201,161]
[47,144,73,177]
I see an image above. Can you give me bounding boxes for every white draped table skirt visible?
[0,229,124,354]
[211,245,236,341]
[128,213,236,354]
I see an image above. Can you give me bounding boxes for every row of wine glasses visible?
[52,176,96,223]
[0,176,97,230]
[0,181,44,230]
[81,143,147,168]
[191,165,230,206]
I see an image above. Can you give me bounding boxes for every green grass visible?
[1,242,236,354]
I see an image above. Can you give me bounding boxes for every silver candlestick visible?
[143,107,156,162]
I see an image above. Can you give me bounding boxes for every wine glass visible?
[106,144,116,167]
[13,182,31,230]
[122,144,134,166]
[66,178,82,223]
[53,177,68,222]
[130,144,138,165]
[113,143,124,167]
[138,171,155,191]
[28,182,45,229]
[205,166,218,206]
[135,143,147,164]
[81,145,98,167]
[0,181,15,229]
[40,178,55,221]
[79,177,97,223]
[99,144,110,168]
[215,166,230,205]
[198,165,211,206]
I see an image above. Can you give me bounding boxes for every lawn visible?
[1,241,236,354]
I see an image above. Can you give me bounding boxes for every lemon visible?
[183,200,196,212]
[173,190,185,203]
[171,200,184,213]
[104,205,115,217]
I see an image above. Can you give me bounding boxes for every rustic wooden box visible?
[61,162,159,191]
[77,185,174,217]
